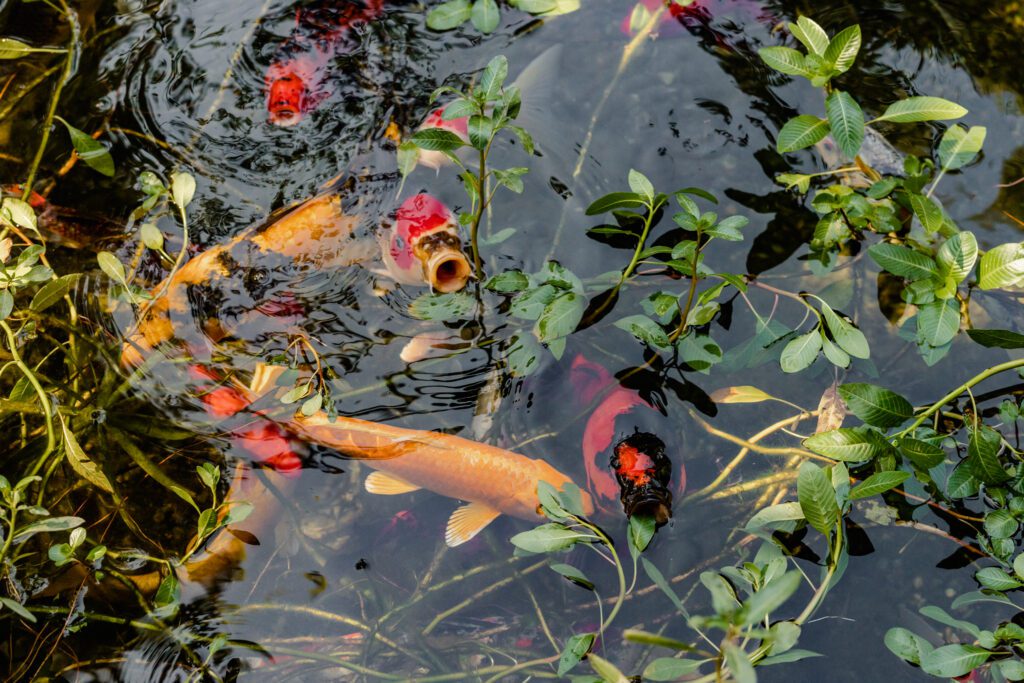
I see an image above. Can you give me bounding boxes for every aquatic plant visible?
[426,0,579,34]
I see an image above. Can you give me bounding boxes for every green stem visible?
[0,320,56,472]
[895,357,1024,439]
[0,504,18,576]
[21,0,78,199]
[670,225,703,342]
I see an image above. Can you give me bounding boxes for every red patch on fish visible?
[620,0,702,36]
[265,0,385,126]
[390,193,454,270]
[421,107,470,138]
[614,443,655,486]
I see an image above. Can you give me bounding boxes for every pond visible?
[3,0,1024,681]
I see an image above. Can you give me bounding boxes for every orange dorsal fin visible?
[365,471,421,495]
[445,502,501,547]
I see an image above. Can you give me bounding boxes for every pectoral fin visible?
[365,471,421,495]
[445,502,501,547]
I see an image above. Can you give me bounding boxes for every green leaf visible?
[873,97,967,123]
[838,383,912,428]
[628,514,656,559]
[705,215,748,241]
[486,270,529,293]
[470,0,500,33]
[984,509,1019,539]
[946,463,979,499]
[0,596,36,623]
[938,125,986,172]
[642,558,688,615]
[966,328,1024,349]
[916,299,960,347]
[154,572,180,609]
[937,231,978,283]
[790,16,829,55]
[510,523,595,553]
[897,438,945,469]
[12,515,84,544]
[0,290,11,321]
[550,563,594,590]
[558,633,595,676]
[301,393,322,416]
[467,114,495,150]
[170,172,195,210]
[909,193,944,234]
[776,172,811,193]
[643,658,705,680]
[427,0,472,29]
[884,627,934,665]
[510,284,557,320]
[30,275,73,313]
[823,24,861,74]
[59,415,114,494]
[1,197,37,234]
[921,605,983,638]
[513,0,558,12]
[746,502,805,529]
[410,128,467,152]
[739,571,801,626]
[56,118,114,177]
[779,329,821,373]
[867,243,939,280]
[921,644,991,678]
[0,37,53,59]
[797,461,839,535]
[534,291,584,342]
[849,471,909,500]
[821,335,850,368]
[758,650,822,666]
[628,169,655,202]
[758,46,812,77]
[817,303,868,360]
[505,333,541,377]
[969,424,1009,485]
[826,91,864,158]
[722,643,756,683]
[408,291,475,321]
[614,314,670,349]
[978,243,1024,290]
[804,428,888,463]
[701,571,739,613]
[585,192,646,215]
[397,140,419,177]
[777,115,830,153]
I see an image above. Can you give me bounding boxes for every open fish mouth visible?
[417,231,471,292]
[269,107,303,126]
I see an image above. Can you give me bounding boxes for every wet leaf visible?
[966,328,1024,349]
[0,291,12,321]
[921,644,991,678]
[300,393,323,416]
[408,291,475,321]
[815,384,846,433]
[777,115,830,153]
[510,523,595,553]
[938,125,986,172]
[628,515,656,559]
[885,627,934,665]
[426,0,472,29]
[978,243,1024,290]
[826,91,864,158]
[0,597,36,623]
[534,291,584,342]
[916,299,960,347]
[710,385,773,404]
[470,0,500,33]
[585,192,646,215]
[97,251,126,285]
[937,231,978,283]
[909,193,944,233]
[838,383,912,428]
[467,114,495,149]
[628,169,655,202]
[643,658,704,680]
[797,461,839,535]
[550,562,593,590]
[946,463,979,499]
[505,333,542,376]
[588,654,628,683]
[410,127,466,151]
[804,427,888,463]
[0,38,45,59]
[897,438,945,469]
[154,572,180,609]
[790,16,828,55]
[867,243,938,281]
[758,46,812,77]
[849,471,909,499]
[739,570,801,626]
[56,118,114,177]
[397,140,419,177]
[701,571,738,613]
[984,509,1019,539]
[641,557,687,615]
[874,97,967,123]
[59,416,113,493]
[968,424,1008,485]
[722,643,756,683]
[614,314,669,348]
[746,502,805,529]
[779,329,821,373]
[485,269,528,293]
[12,516,84,544]
[1,197,37,234]
[558,632,595,676]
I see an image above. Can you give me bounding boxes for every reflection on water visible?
[5,0,1024,680]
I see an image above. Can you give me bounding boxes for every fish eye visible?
[245,268,270,288]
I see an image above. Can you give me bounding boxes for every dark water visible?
[5,0,1024,680]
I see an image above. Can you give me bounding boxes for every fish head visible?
[414,108,470,170]
[382,193,471,292]
[611,432,673,526]
[266,67,309,127]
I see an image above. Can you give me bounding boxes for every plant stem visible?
[470,146,487,277]
[894,357,1024,439]
[0,320,56,472]
[670,225,703,342]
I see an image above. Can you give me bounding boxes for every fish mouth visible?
[418,231,471,293]
[269,107,303,127]
[624,491,673,526]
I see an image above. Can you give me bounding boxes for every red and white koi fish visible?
[265,0,385,127]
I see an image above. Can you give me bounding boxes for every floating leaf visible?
[0,38,46,59]
[56,118,114,177]
[804,428,889,463]
[921,644,991,678]
[739,571,801,626]
[30,275,72,313]
[426,0,472,29]
[486,270,529,293]
[558,632,595,676]
[534,291,584,342]
[470,0,500,33]
[746,502,805,529]
[968,424,1008,485]
[710,385,773,404]
[643,658,705,680]
[819,302,870,359]
[614,314,670,348]
[897,438,945,469]
[838,383,913,428]
[12,515,84,544]
[849,471,909,499]
[777,115,830,153]
[408,291,475,321]
[885,627,934,665]
[510,523,594,553]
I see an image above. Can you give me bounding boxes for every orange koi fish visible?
[291,411,594,546]
[265,0,385,126]
[120,183,470,367]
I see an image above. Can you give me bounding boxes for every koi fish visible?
[120,180,470,367]
[290,411,594,546]
[572,354,685,512]
[611,431,674,525]
[620,0,701,37]
[412,45,562,171]
[265,0,385,126]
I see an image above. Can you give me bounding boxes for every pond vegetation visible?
[3,0,1024,681]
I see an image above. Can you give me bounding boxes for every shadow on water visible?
[5,0,1024,680]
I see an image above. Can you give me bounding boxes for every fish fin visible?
[365,471,422,495]
[445,502,501,547]
[511,45,562,152]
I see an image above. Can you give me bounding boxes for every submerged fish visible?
[291,411,594,546]
[265,0,385,126]
[412,45,562,171]
[120,181,470,367]
[611,431,675,525]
